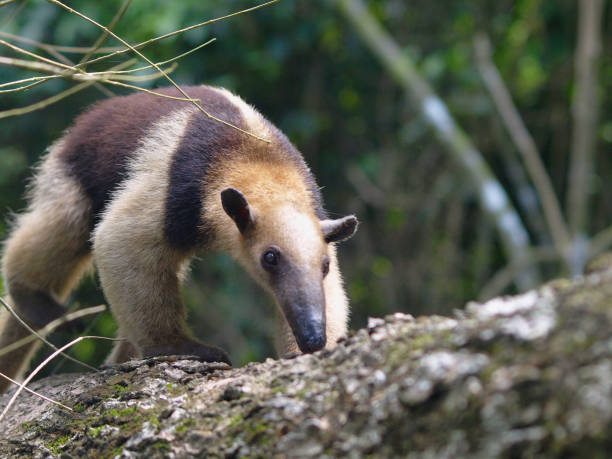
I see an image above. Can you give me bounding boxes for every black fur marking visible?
[60,87,208,228]
[59,84,327,248]
[164,89,246,249]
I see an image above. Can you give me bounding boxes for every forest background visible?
[0,0,610,375]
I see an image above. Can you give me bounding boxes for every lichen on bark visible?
[1,256,612,458]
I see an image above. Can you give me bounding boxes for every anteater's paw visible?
[143,340,231,366]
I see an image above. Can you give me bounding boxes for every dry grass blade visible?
[45,0,272,143]
[0,296,97,371]
[0,335,122,421]
[0,371,72,411]
[0,304,107,358]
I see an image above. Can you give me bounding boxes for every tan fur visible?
[93,108,196,357]
[205,160,348,355]
[0,86,353,387]
[0,144,93,391]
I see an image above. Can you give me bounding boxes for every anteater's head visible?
[220,187,357,354]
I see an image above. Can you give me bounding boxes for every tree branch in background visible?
[474,34,572,269]
[566,0,605,272]
[590,225,612,259]
[335,0,540,290]
[478,246,559,301]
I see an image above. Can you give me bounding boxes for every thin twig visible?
[0,304,107,358]
[0,59,138,119]
[78,0,131,66]
[0,296,97,371]
[101,79,200,99]
[335,0,540,290]
[0,62,172,94]
[0,79,48,94]
[0,55,70,74]
[474,34,572,264]
[0,30,122,54]
[0,38,77,71]
[93,38,216,76]
[0,335,122,421]
[0,33,115,98]
[0,372,72,411]
[46,0,272,142]
[0,0,21,6]
[77,0,280,68]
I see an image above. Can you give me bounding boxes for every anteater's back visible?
[56,86,323,241]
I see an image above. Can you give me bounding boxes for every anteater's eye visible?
[322,258,330,277]
[261,247,280,270]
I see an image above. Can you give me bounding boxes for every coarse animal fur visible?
[0,85,358,392]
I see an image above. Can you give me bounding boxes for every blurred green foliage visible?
[0,0,610,375]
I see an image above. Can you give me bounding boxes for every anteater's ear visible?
[320,215,358,243]
[221,188,254,234]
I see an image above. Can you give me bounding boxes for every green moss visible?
[152,440,170,452]
[107,406,136,417]
[229,413,243,427]
[73,403,86,413]
[176,418,195,433]
[149,415,161,428]
[20,420,39,433]
[112,384,130,395]
[46,434,71,454]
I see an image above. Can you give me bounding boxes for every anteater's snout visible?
[282,298,326,354]
[298,330,326,354]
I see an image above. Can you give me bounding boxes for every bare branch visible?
[78,0,131,66]
[335,0,540,290]
[566,0,605,264]
[474,34,572,265]
[45,0,271,143]
[77,0,281,68]
[590,225,612,258]
[478,246,560,301]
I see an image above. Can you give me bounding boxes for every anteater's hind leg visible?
[0,151,93,392]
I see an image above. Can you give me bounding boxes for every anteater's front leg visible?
[92,185,230,366]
